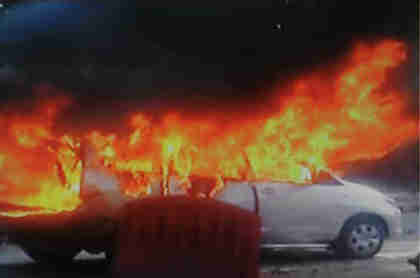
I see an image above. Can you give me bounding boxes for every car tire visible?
[105,249,114,265]
[335,214,386,259]
[22,246,80,264]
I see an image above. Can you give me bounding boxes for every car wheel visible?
[105,249,114,265]
[22,246,80,264]
[336,215,385,259]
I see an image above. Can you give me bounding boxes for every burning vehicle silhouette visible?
[0,138,403,262]
[0,3,416,264]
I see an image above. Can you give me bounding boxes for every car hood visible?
[336,178,395,207]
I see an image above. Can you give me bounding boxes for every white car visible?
[216,171,403,259]
[2,144,402,262]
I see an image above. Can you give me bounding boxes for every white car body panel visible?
[215,175,402,245]
[80,143,401,247]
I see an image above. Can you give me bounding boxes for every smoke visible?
[0,64,19,83]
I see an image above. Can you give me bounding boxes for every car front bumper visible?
[384,207,403,239]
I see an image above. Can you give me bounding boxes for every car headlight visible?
[384,197,404,213]
[385,197,397,207]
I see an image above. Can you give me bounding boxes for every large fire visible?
[0,97,82,216]
[0,40,417,216]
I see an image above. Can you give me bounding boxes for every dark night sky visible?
[0,1,418,113]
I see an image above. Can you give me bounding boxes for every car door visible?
[257,182,345,244]
[215,181,256,213]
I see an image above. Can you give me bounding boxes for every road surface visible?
[0,237,417,278]
[0,210,418,278]
[261,237,419,278]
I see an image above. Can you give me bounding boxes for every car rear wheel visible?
[22,246,80,264]
[105,249,114,265]
[336,215,385,259]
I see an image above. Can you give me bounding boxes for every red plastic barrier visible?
[112,196,261,278]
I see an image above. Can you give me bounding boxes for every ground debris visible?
[408,253,420,273]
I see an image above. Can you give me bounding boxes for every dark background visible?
[0,1,418,190]
[0,1,418,101]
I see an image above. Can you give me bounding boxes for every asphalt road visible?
[261,237,419,278]
[0,211,418,278]
[0,237,417,278]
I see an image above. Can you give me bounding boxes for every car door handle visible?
[261,187,275,195]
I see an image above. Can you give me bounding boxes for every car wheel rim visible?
[348,224,381,257]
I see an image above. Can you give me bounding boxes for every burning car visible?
[0,3,416,266]
[217,170,403,259]
[0,139,402,262]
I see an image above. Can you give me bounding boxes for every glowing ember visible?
[0,40,417,216]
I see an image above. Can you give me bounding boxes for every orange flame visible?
[0,97,81,216]
[0,40,417,216]
[86,40,417,197]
